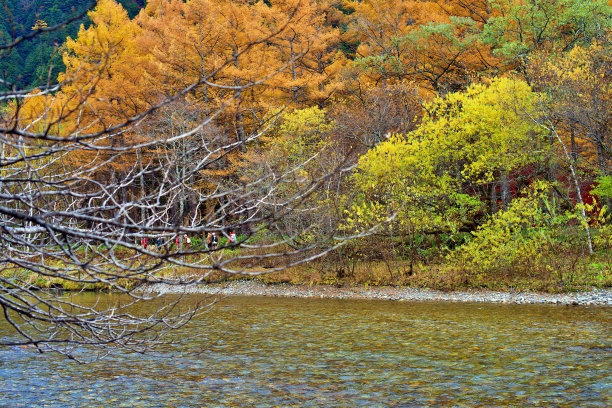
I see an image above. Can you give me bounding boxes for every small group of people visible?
[141,236,164,250]
[140,230,237,251]
[141,234,191,250]
[206,230,237,250]
[206,232,218,249]
[174,234,191,248]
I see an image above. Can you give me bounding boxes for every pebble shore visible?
[147,280,612,306]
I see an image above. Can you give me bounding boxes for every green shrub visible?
[449,181,583,284]
[593,224,612,250]
[592,176,612,200]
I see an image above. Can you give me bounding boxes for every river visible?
[1,294,610,407]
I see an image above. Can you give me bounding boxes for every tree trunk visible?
[551,126,594,254]
[491,181,498,214]
[500,169,510,211]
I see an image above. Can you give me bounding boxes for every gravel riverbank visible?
[146,280,612,306]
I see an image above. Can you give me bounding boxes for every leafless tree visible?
[0,1,378,361]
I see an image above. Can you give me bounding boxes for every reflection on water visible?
[1,294,611,407]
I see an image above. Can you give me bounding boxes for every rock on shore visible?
[145,281,612,306]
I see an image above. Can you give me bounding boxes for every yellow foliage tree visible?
[529,39,611,179]
[349,77,547,237]
[136,0,342,141]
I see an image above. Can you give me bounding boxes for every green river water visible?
[0,294,610,407]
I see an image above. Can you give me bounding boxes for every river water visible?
[1,294,610,407]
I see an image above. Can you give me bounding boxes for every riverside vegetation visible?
[13,221,611,294]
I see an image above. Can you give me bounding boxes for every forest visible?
[0,0,611,352]
[0,0,144,87]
